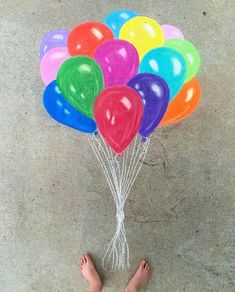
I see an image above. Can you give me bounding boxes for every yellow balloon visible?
[119,16,164,60]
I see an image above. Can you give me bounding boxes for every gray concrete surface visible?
[0,0,234,291]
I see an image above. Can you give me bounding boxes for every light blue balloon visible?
[140,47,187,100]
[103,10,138,38]
[43,81,97,133]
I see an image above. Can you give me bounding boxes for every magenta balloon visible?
[161,24,184,40]
[94,39,139,87]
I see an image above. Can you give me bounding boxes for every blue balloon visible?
[140,47,186,101]
[103,10,138,38]
[43,81,97,133]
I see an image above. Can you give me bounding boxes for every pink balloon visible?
[161,24,184,40]
[40,47,70,85]
[94,39,139,87]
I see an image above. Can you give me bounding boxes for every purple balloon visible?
[39,29,70,60]
[94,39,139,87]
[161,24,184,40]
[128,73,170,138]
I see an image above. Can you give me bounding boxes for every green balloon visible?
[57,56,104,118]
[164,39,201,82]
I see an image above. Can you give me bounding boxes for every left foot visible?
[125,260,151,292]
[80,254,103,292]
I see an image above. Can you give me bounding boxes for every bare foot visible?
[80,254,103,292]
[125,260,151,292]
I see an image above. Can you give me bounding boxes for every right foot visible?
[80,253,103,292]
[125,260,151,292]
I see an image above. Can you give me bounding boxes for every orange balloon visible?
[68,22,114,57]
[159,78,201,127]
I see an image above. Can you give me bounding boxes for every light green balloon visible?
[164,39,201,82]
[57,56,104,118]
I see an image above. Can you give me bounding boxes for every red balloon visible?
[68,22,114,57]
[94,86,143,155]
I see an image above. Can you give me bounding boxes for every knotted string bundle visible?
[88,134,150,270]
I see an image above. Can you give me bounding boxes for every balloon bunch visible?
[40,10,201,270]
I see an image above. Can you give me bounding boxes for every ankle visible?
[90,281,103,292]
[125,285,138,292]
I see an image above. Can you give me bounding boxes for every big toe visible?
[140,260,151,276]
[140,260,146,269]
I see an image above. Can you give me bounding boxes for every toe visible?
[85,254,90,262]
[81,256,86,265]
[140,260,146,269]
[80,260,84,269]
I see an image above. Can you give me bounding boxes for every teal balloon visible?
[103,10,138,38]
[140,47,187,100]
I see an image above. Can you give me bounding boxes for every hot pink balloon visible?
[161,24,184,40]
[94,39,139,87]
[40,47,70,85]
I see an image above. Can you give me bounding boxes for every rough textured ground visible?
[0,0,234,291]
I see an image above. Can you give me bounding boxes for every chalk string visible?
[88,134,150,270]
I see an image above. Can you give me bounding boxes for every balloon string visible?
[88,135,118,205]
[91,135,119,197]
[124,138,150,200]
[88,134,149,270]
[99,135,121,200]
[121,135,138,195]
[122,136,141,195]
